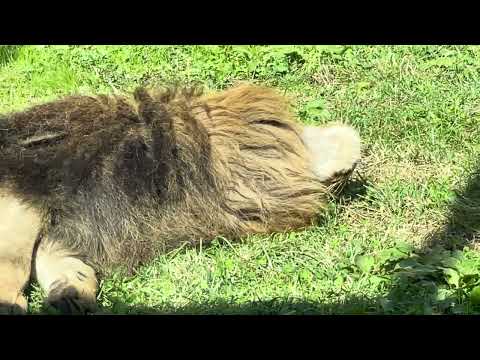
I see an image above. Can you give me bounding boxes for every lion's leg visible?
[0,192,42,314]
[301,124,361,182]
[34,239,98,314]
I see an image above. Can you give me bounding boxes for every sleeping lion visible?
[0,83,360,314]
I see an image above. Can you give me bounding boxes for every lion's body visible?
[0,83,360,313]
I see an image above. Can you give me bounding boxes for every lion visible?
[0,83,360,314]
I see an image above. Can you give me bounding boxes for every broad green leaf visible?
[395,258,419,269]
[305,99,325,110]
[355,255,375,273]
[224,258,234,271]
[443,268,460,288]
[304,99,330,121]
[378,247,411,265]
[395,242,415,255]
[334,275,344,288]
[435,288,451,302]
[470,286,480,305]
[456,259,479,276]
[299,269,313,282]
[440,256,459,269]
[355,81,372,91]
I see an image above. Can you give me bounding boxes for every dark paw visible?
[0,302,27,315]
[44,283,97,315]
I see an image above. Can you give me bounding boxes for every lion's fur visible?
[0,83,335,276]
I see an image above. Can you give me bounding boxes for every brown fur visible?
[0,83,359,313]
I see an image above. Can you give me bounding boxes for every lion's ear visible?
[301,124,361,182]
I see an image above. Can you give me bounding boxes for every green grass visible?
[1,45,480,315]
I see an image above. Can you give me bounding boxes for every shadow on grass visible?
[335,175,370,208]
[424,161,480,250]
[93,296,383,315]
[380,158,480,315]
[0,45,21,67]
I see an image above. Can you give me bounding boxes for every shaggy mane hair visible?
[0,83,327,274]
